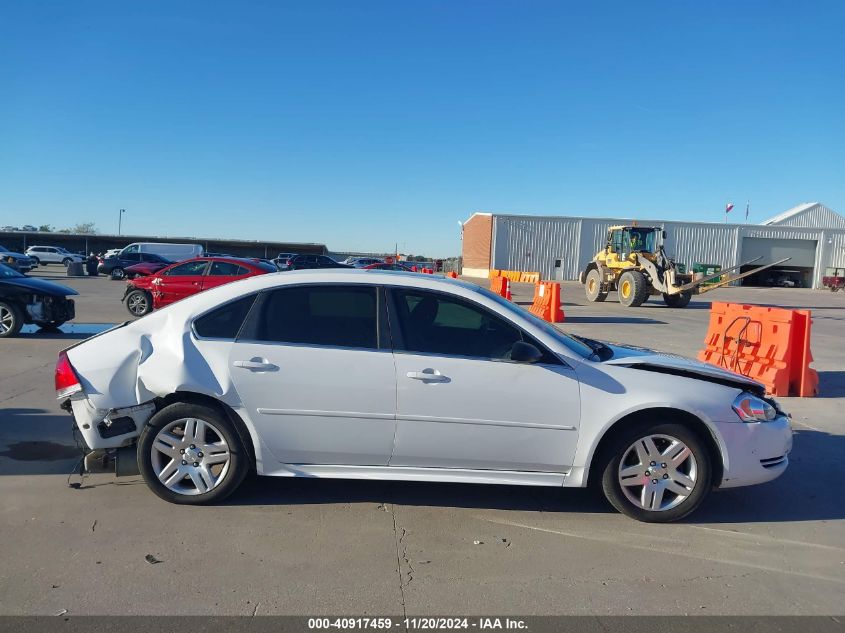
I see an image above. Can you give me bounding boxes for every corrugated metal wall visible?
[490,214,845,289]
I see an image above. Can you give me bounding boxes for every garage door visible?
[741,238,817,267]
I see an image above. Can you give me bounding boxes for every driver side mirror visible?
[510,341,543,364]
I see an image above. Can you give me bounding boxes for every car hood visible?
[2,250,30,259]
[602,342,765,395]
[0,277,78,296]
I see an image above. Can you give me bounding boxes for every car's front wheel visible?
[599,422,712,522]
[29,256,40,266]
[125,289,152,317]
[138,402,250,505]
[62,257,73,266]
[0,301,23,338]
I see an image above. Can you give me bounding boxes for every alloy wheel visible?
[617,434,698,512]
[150,418,231,496]
[127,292,149,316]
[0,306,14,334]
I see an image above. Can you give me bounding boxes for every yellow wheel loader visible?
[578,225,790,308]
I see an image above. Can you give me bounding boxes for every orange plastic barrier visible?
[697,302,819,397]
[490,275,511,300]
[489,269,540,283]
[528,281,564,323]
[446,271,458,278]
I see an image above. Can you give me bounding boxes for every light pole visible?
[118,209,126,235]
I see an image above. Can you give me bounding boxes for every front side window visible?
[194,294,257,339]
[390,289,522,360]
[123,252,142,262]
[243,285,378,349]
[166,260,208,276]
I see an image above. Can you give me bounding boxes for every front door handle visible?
[406,369,450,383]
[233,358,279,372]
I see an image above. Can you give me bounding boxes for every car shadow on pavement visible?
[228,476,613,515]
[227,429,844,524]
[0,408,81,475]
[816,371,845,398]
[686,428,845,524]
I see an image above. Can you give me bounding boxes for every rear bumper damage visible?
[64,397,157,476]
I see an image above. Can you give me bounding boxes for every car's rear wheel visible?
[111,267,125,280]
[599,422,712,522]
[0,301,23,338]
[62,257,73,266]
[138,402,249,505]
[125,289,152,317]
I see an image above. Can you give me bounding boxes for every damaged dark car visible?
[0,263,77,337]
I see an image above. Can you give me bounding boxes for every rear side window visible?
[194,295,257,339]
[244,285,378,349]
[209,261,243,276]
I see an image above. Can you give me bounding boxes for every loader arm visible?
[694,257,792,294]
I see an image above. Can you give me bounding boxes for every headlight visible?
[732,392,777,423]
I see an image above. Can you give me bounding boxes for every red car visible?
[123,257,276,317]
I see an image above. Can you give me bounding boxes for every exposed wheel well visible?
[587,407,723,488]
[155,391,257,471]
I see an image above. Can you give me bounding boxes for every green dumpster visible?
[693,263,722,286]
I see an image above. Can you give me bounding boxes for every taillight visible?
[55,351,83,399]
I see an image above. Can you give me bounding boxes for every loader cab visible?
[606,226,663,261]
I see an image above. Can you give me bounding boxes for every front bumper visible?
[716,414,793,488]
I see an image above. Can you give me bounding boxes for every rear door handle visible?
[406,370,450,383]
[233,359,279,372]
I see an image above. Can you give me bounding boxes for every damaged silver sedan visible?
[56,270,792,522]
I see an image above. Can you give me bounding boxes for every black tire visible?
[585,268,608,302]
[62,257,73,266]
[110,267,125,280]
[663,291,692,308]
[125,289,153,317]
[599,422,712,523]
[29,257,40,266]
[0,301,23,338]
[617,270,648,307]
[137,402,250,505]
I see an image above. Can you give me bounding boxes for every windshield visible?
[628,228,658,253]
[469,285,594,358]
[0,263,24,278]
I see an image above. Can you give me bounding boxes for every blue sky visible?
[1,1,842,256]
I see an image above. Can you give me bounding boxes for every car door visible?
[228,283,397,466]
[203,260,250,291]
[155,260,209,306]
[119,252,142,270]
[387,288,581,472]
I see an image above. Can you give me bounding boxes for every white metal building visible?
[460,203,845,289]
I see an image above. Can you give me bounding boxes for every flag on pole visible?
[725,202,734,214]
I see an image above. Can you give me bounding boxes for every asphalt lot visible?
[1,267,843,615]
